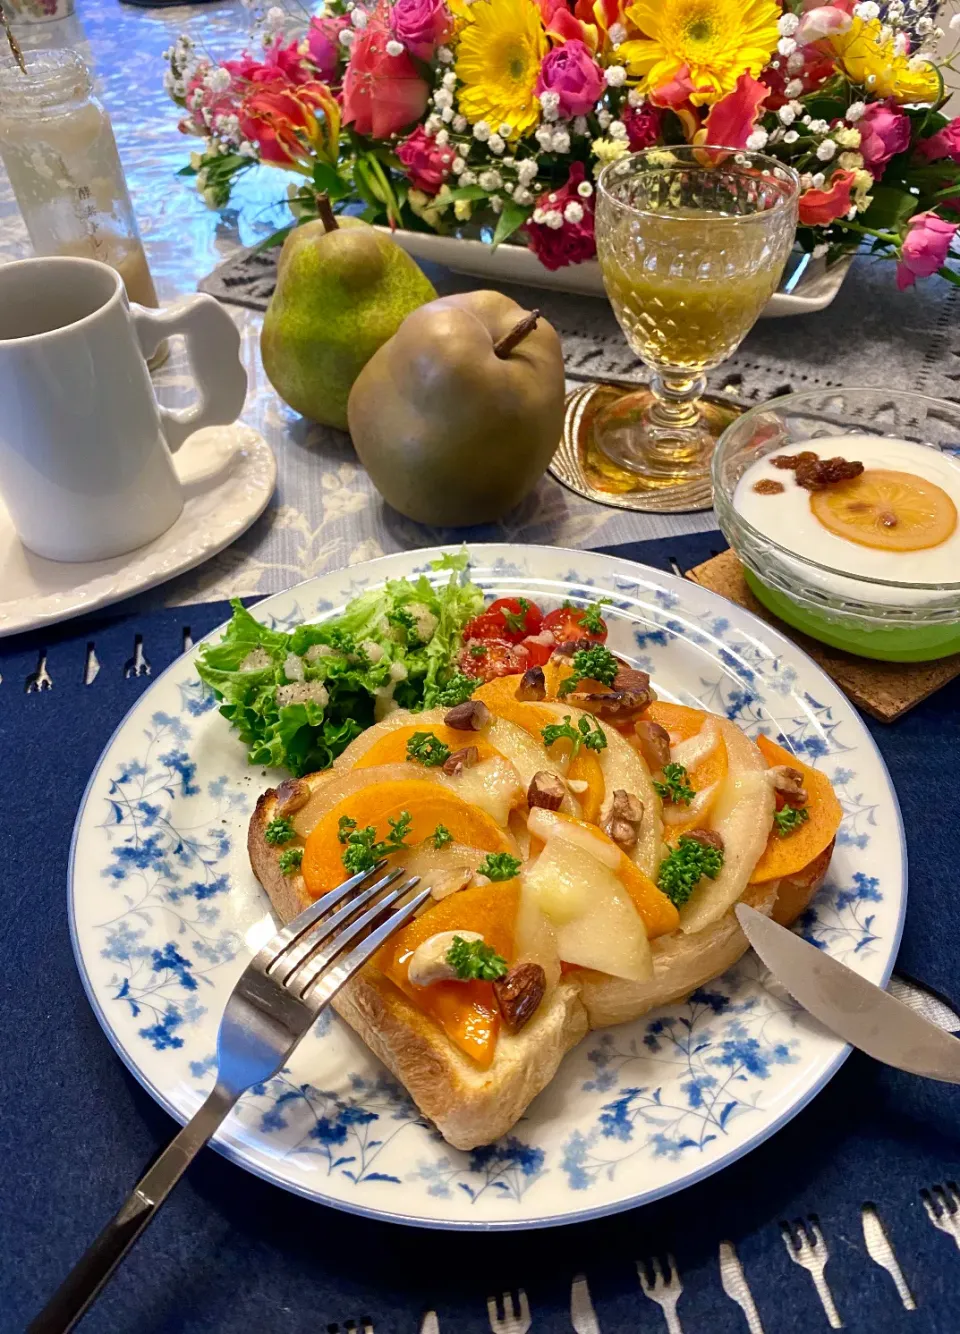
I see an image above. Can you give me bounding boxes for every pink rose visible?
[915,118,960,165]
[396,125,454,194]
[859,101,911,177]
[342,19,430,138]
[622,102,662,151]
[535,40,604,119]
[307,15,350,82]
[797,1,853,42]
[525,161,596,271]
[392,0,454,60]
[701,73,768,150]
[896,211,959,289]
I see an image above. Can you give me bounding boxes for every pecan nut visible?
[274,777,311,817]
[527,770,566,811]
[600,788,644,849]
[443,745,480,776]
[444,699,492,731]
[795,456,865,491]
[768,764,808,807]
[683,827,724,853]
[516,666,546,701]
[494,962,547,1034]
[634,719,671,770]
[572,667,654,721]
[552,637,594,659]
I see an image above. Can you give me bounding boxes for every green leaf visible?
[177,165,198,178]
[254,224,295,253]
[312,160,351,200]
[447,185,490,202]
[491,200,531,249]
[859,185,917,234]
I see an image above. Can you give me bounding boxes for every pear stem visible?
[493,309,541,359]
[317,193,339,233]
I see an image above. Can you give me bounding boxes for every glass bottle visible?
[0,50,160,310]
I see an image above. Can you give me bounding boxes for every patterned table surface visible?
[4,0,960,611]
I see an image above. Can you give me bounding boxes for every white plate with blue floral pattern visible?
[69,544,905,1230]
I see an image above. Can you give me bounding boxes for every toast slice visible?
[250,780,588,1150]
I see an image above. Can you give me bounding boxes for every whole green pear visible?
[260,209,437,430]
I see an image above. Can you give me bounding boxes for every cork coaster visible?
[685,548,960,723]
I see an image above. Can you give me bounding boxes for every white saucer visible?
[0,424,276,638]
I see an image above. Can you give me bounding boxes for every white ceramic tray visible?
[378,229,853,317]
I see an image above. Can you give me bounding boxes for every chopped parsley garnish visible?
[476,852,522,882]
[501,598,530,633]
[264,816,295,846]
[278,847,303,875]
[773,805,810,837]
[653,762,695,806]
[432,823,453,849]
[558,644,619,696]
[470,644,487,657]
[435,673,479,706]
[578,598,611,634]
[541,713,607,758]
[406,730,451,767]
[446,935,509,981]
[340,811,413,875]
[657,836,724,907]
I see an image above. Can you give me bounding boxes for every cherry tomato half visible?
[457,638,530,681]
[542,605,608,645]
[520,633,555,667]
[463,597,543,644]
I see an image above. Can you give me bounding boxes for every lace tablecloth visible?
[2,0,959,609]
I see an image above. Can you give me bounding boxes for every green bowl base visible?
[743,570,960,662]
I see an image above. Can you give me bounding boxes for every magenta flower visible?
[859,101,911,177]
[535,40,604,120]
[396,126,454,194]
[392,0,454,60]
[307,15,350,82]
[622,101,662,151]
[915,118,960,166]
[525,161,596,271]
[896,212,959,290]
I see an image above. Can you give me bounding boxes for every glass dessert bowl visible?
[713,387,960,662]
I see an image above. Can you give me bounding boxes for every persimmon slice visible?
[642,701,728,838]
[377,881,520,1067]
[355,724,499,769]
[301,780,515,896]
[750,735,843,883]
[810,468,957,552]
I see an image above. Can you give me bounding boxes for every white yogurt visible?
[734,435,960,599]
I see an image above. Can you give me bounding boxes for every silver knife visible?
[735,905,960,1082]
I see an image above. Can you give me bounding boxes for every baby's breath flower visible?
[854,0,880,16]
[811,171,826,187]
[438,45,454,63]
[778,105,796,125]
[473,120,491,142]
[564,200,584,224]
[605,65,627,87]
[951,12,960,29]
[808,118,830,134]
[452,156,466,173]
[479,168,502,190]
[816,139,837,161]
[787,50,805,72]
[778,12,799,35]
[385,38,404,55]
[627,88,644,107]
[785,78,803,98]
[746,128,769,150]
[499,122,513,138]
[453,114,467,133]
[608,21,627,44]
[351,7,367,27]
[577,180,594,198]
[442,106,455,122]
[433,87,453,110]
[777,36,797,55]
[488,133,505,155]
[573,115,589,135]
[517,159,538,185]
[535,123,555,148]
[514,185,534,204]
[552,128,571,152]
[460,169,477,185]
[846,101,865,122]
[783,129,799,144]
[812,242,829,258]
[435,128,450,146]
[597,108,613,129]
[608,119,628,140]
[490,194,503,212]
[544,208,564,229]
[339,26,355,45]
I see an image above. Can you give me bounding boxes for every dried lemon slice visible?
[810,468,958,552]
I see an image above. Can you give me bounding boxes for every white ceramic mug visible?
[0,255,248,562]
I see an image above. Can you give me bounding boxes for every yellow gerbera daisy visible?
[619,0,780,106]
[455,0,548,139]
[829,17,940,105]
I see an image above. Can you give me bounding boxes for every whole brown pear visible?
[347,290,565,525]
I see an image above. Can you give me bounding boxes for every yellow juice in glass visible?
[598,209,788,372]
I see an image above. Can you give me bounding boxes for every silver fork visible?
[30,862,429,1334]
[922,1180,960,1251]
[637,1255,684,1334]
[779,1216,842,1329]
[487,1289,532,1334]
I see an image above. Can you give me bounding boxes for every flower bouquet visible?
[165,0,960,289]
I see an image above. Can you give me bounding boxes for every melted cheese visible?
[441,756,523,827]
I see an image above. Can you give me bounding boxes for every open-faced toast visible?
[248,672,840,1150]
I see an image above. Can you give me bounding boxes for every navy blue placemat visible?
[3,533,960,1334]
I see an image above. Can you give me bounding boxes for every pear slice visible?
[523,839,652,982]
